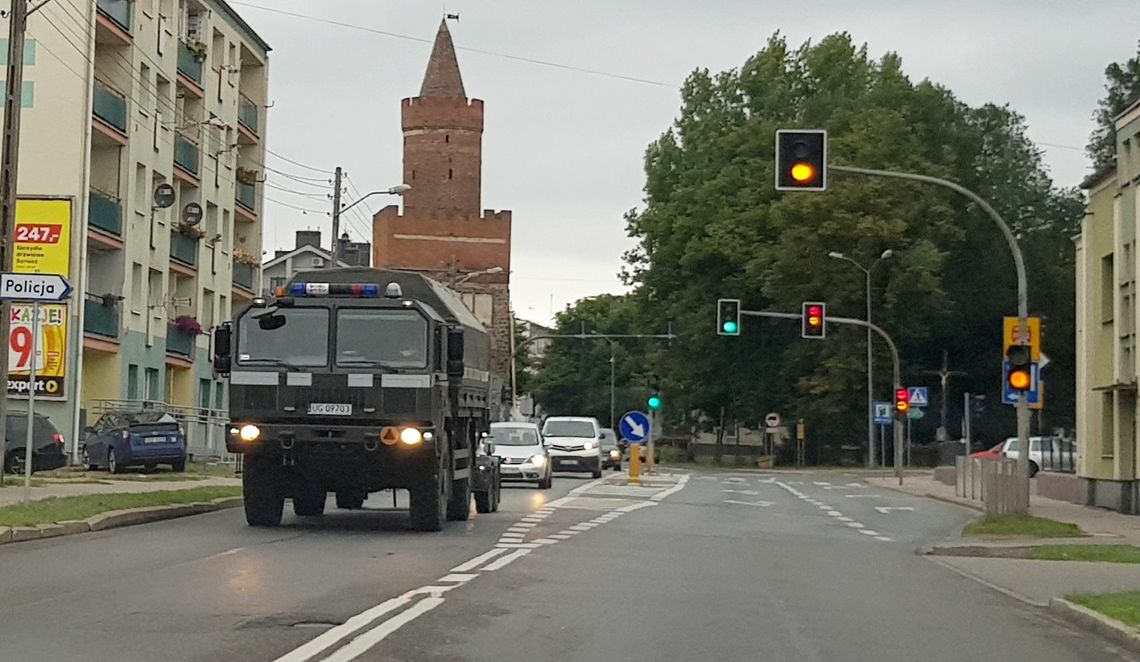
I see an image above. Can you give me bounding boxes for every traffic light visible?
[648,375,662,410]
[801,302,826,339]
[1007,344,1032,391]
[717,298,741,336]
[775,129,827,191]
[895,388,910,417]
[647,393,662,410]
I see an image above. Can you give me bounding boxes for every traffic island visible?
[1052,595,1140,654]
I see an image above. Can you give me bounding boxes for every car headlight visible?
[584,441,595,450]
[400,427,423,445]
[530,454,547,467]
[239,424,260,441]
[609,449,621,460]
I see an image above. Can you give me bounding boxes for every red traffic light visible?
[895,388,910,414]
[802,302,826,339]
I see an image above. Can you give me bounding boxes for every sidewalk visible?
[0,475,242,508]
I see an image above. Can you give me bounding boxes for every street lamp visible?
[338,184,411,217]
[332,184,410,262]
[827,248,893,468]
[454,266,503,287]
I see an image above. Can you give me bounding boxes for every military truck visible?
[212,268,500,531]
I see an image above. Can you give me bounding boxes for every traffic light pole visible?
[831,165,1031,512]
[740,309,906,485]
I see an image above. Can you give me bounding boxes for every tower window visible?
[448,169,453,180]
[412,170,416,180]
[445,134,450,144]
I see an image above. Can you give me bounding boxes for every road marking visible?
[506,527,530,533]
[847,522,865,528]
[724,499,774,507]
[520,517,544,523]
[813,481,830,486]
[271,596,411,662]
[202,546,245,561]
[875,536,894,542]
[845,494,878,499]
[858,530,879,536]
[483,549,532,571]
[562,529,581,535]
[323,597,446,662]
[549,534,572,540]
[723,489,761,496]
[514,522,538,529]
[532,538,559,545]
[438,574,478,584]
[837,516,852,522]
[651,473,691,501]
[874,506,916,514]
[617,501,657,513]
[451,548,508,573]
[827,511,842,517]
[496,543,541,549]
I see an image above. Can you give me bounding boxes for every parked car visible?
[999,436,1075,477]
[969,442,1005,460]
[599,427,622,471]
[82,411,187,473]
[489,422,551,489]
[2,411,67,474]
[472,435,502,512]
[542,416,603,478]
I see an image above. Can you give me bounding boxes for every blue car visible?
[82,411,187,473]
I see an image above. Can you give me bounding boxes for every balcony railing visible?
[238,94,259,134]
[96,0,132,33]
[88,190,122,236]
[170,231,198,266]
[235,180,256,212]
[84,293,120,339]
[177,40,204,84]
[166,323,194,356]
[174,134,199,176]
[92,79,127,133]
[233,262,255,291]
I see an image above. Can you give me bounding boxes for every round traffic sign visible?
[764,412,781,428]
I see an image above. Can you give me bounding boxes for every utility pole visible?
[923,350,967,442]
[329,166,343,263]
[0,0,31,476]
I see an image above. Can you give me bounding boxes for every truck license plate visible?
[307,403,352,416]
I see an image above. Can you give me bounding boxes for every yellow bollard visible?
[629,443,641,485]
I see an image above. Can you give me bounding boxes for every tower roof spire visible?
[419,19,466,98]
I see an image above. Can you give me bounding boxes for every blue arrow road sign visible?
[0,273,71,302]
[619,411,652,443]
[873,401,893,426]
[1002,361,1041,406]
[907,387,929,408]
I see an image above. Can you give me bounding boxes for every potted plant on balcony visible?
[186,40,208,63]
[178,223,206,240]
[233,248,260,266]
[174,315,204,336]
[236,168,259,186]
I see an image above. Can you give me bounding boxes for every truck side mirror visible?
[447,328,465,378]
[213,324,232,374]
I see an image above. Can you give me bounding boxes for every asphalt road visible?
[0,468,1134,662]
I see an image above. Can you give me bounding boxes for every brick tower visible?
[373,20,513,376]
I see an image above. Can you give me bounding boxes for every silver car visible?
[490,422,552,489]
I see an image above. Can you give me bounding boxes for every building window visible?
[1102,254,1114,324]
[130,263,144,314]
[1102,392,1115,458]
[144,368,160,401]
[270,276,285,292]
[127,364,140,399]
[198,379,211,409]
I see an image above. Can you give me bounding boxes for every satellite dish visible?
[153,183,176,209]
[182,202,204,226]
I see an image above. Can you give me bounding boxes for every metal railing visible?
[166,323,194,356]
[233,262,255,290]
[170,231,198,266]
[95,0,132,33]
[83,293,120,338]
[235,180,256,211]
[88,189,122,235]
[92,79,128,132]
[174,133,199,176]
[238,94,259,134]
[177,40,203,84]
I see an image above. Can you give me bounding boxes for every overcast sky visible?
[234,0,1138,325]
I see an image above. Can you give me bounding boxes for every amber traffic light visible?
[1006,344,1032,392]
[895,388,910,416]
[802,302,826,339]
[776,130,827,191]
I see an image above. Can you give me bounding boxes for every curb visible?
[863,479,985,513]
[1050,598,1140,654]
[0,495,242,546]
[920,543,1041,558]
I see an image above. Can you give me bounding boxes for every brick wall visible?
[402,97,483,216]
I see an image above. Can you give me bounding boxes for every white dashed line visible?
[532,538,559,545]
[847,522,865,529]
[495,543,541,549]
[483,549,532,571]
[549,534,572,540]
[827,511,842,517]
[451,548,508,573]
[875,536,894,542]
[858,530,879,536]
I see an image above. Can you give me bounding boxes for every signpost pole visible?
[22,300,38,503]
[906,414,912,468]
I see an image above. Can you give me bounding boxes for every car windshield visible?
[491,427,540,446]
[336,309,428,368]
[543,420,595,438]
[237,308,329,367]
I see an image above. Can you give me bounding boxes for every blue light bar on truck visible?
[281,283,382,297]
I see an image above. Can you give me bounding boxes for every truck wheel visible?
[475,489,491,514]
[243,457,284,527]
[410,470,446,532]
[336,490,365,509]
[447,476,471,521]
[293,484,327,517]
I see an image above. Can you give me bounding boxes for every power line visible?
[264,195,329,215]
[266,148,330,174]
[228,1,674,88]
[263,179,329,200]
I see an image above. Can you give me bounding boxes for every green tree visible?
[1087,41,1140,169]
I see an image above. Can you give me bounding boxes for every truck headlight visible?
[400,427,423,445]
[530,454,547,467]
[239,424,261,441]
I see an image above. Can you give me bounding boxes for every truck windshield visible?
[336,309,428,368]
[237,308,329,367]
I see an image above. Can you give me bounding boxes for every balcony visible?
[88,190,122,236]
[95,0,132,40]
[233,262,255,291]
[235,180,256,212]
[166,323,194,357]
[84,294,120,339]
[177,40,204,86]
[238,94,259,135]
[174,134,199,177]
[92,79,127,134]
[170,230,198,267]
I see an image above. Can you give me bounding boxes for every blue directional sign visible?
[1002,361,1041,406]
[619,411,651,443]
[907,387,929,408]
[873,401,893,426]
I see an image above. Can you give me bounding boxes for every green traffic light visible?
[722,320,738,334]
[647,395,662,410]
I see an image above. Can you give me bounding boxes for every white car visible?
[999,436,1076,477]
[542,416,604,478]
[489,422,552,489]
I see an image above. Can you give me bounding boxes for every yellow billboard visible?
[7,303,68,398]
[14,198,71,276]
